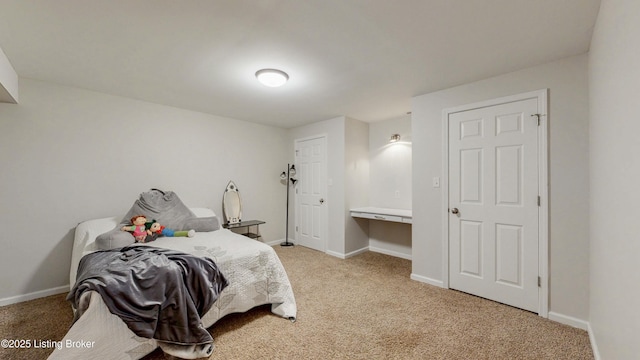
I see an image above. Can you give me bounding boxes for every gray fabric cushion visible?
[95,229,136,250]
[95,189,220,250]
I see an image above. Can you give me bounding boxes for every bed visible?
[48,207,297,359]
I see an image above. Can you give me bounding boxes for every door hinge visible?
[531,113,547,126]
[537,196,541,206]
[538,276,541,287]
[531,114,540,126]
[295,226,298,232]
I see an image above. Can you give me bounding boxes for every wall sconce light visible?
[389,134,401,143]
[280,164,297,247]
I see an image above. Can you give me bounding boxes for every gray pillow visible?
[95,189,220,250]
[95,228,136,250]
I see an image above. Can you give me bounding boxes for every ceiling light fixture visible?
[389,134,401,143]
[255,69,289,87]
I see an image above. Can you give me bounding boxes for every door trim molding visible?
[441,89,549,317]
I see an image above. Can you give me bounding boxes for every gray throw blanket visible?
[67,246,228,345]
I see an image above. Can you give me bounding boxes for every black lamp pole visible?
[281,164,296,247]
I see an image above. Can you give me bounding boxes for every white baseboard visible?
[548,311,589,330]
[548,311,600,359]
[369,246,412,260]
[410,273,445,288]
[326,246,369,259]
[325,250,345,259]
[344,247,369,258]
[0,285,69,307]
[266,238,294,247]
[587,322,601,360]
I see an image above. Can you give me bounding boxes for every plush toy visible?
[96,189,220,250]
[146,220,195,241]
[121,215,149,242]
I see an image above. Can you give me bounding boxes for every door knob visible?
[319,198,325,204]
[451,208,459,214]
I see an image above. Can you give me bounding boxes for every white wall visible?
[0,78,288,303]
[289,117,345,255]
[344,117,370,255]
[412,54,590,322]
[369,116,412,209]
[0,46,18,103]
[368,116,412,259]
[291,116,412,258]
[589,0,640,358]
[289,116,371,257]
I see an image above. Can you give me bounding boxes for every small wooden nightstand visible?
[223,220,265,240]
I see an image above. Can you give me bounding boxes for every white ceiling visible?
[0,0,601,128]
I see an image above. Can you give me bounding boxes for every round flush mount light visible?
[255,69,289,87]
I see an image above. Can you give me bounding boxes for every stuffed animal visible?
[146,220,195,241]
[96,189,220,250]
[121,215,149,242]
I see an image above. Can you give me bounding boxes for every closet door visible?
[448,96,540,313]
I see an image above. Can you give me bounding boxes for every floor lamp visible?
[280,164,297,246]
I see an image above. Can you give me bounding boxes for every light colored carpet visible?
[0,245,593,359]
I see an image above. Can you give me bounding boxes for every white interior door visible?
[295,136,327,251]
[448,97,540,313]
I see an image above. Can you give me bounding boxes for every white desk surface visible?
[349,207,412,218]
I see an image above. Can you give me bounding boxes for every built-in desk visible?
[350,207,412,224]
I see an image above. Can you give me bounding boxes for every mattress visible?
[49,208,296,359]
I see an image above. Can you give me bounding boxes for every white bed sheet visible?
[49,208,296,359]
